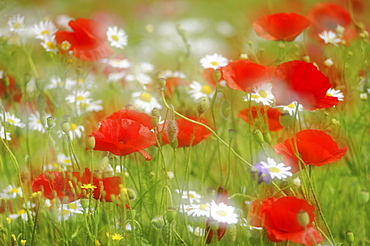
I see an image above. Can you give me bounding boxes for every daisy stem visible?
[23,46,39,79]
[160,89,252,167]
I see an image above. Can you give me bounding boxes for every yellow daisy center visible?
[68,203,78,210]
[210,61,219,66]
[61,41,71,50]
[251,94,260,99]
[70,123,77,130]
[287,103,295,109]
[111,35,119,42]
[13,22,22,29]
[17,209,26,215]
[258,90,268,98]
[46,42,56,49]
[268,167,281,173]
[76,96,85,101]
[200,85,212,95]
[7,119,16,124]
[187,194,195,198]
[41,30,50,35]
[10,188,19,193]
[216,210,228,217]
[139,92,152,102]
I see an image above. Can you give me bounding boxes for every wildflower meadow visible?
[0,0,369,245]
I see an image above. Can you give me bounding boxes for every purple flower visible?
[250,163,272,184]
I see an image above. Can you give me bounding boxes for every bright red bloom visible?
[222,59,274,92]
[250,197,323,245]
[32,168,92,203]
[253,13,310,41]
[91,109,156,160]
[272,60,331,109]
[206,186,228,244]
[56,18,113,61]
[238,106,283,132]
[274,129,347,173]
[159,117,213,148]
[93,176,122,202]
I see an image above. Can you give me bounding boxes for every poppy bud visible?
[158,78,166,89]
[297,209,310,227]
[196,96,210,115]
[166,207,177,224]
[358,190,369,204]
[166,120,178,144]
[85,135,96,150]
[60,121,71,134]
[151,215,165,229]
[345,231,354,244]
[279,113,293,128]
[47,117,55,129]
[152,107,161,117]
[126,188,137,200]
[213,69,221,82]
[263,132,272,144]
[253,129,264,144]
[161,224,169,243]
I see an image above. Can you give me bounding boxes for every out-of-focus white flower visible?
[40,35,58,53]
[108,72,126,83]
[28,112,51,133]
[1,112,25,128]
[319,30,342,46]
[323,58,334,67]
[57,153,73,166]
[57,123,84,140]
[101,58,131,69]
[326,88,344,101]
[259,157,292,180]
[246,83,274,106]
[33,20,58,40]
[0,126,11,140]
[187,225,205,237]
[8,14,25,33]
[186,203,211,217]
[56,200,84,221]
[189,81,214,101]
[65,91,91,105]
[0,185,23,199]
[175,190,202,204]
[131,91,162,114]
[210,201,238,224]
[200,53,228,69]
[107,26,128,49]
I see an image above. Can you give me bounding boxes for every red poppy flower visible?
[238,106,283,132]
[272,60,331,109]
[253,13,310,41]
[93,176,121,202]
[32,168,92,203]
[159,117,213,148]
[56,18,113,61]
[273,129,347,173]
[222,59,274,92]
[250,197,323,245]
[311,94,339,110]
[91,109,156,160]
[206,186,228,244]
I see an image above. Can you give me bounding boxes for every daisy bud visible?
[359,30,369,39]
[151,215,165,229]
[152,107,161,117]
[240,53,249,59]
[196,96,210,115]
[47,117,55,128]
[345,231,354,244]
[225,223,237,242]
[85,135,96,150]
[297,209,310,227]
[253,129,264,144]
[60,121,71,133]
[166,120,178,144]
[358,190,369,204]
[336,25,345,38]
[279,113,293,128]
[278,41,285,48]
[166,207,177,224]
[263,132,272,144]
[323,58,334,67]
[126,188,137,200]
[213,69,221,82]
[158,78,166,89]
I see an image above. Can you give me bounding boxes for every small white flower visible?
[0,126,11,140]
[186,203,211,217]
[108,72,126,82]
[279,101,303,116]
[210,201,238,224]
[0,185,23,199]
[326,88,344,101]
[126,73,152,85]
[101,58,131,69]
[57,153,73,166]
[175,190,202,204]
[8,209,33,221]
[246,83,274,106]
[65,91,91,105]
[56,200,84,221]
[318,30,342,46]
[1,112,25,128]
[131,91,162,114]
[33,20,58,39]
[107,26,128,49]
[259,157,292,180]
[323,58,334,67]
[28,112,50,133]
[158,70,186,79]
[8,14,25,33]
[200,53,228,69]
[187,225,205,237]
[138,62,154,73]
[189,81,214,101]
[40,35,58,53]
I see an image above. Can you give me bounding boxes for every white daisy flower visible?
[138,62,154,73]
[84,99,103,113]
[1,112,25,128]
[57,153,73,166]
[101,58,131,69]
[158,70,186,79]
[46,76,73,89]
[318,30,342,46]
[28,112,51,133]
[8,209,33,221]
[326,88,344,101]
[107,26,128,49]
[0,126,11,140]
[186,203,211,218]
[126,73,152,85]
[108,72,126,82]
[33,20,58,40]
[131,91,162,114]
[175,190,202,204]
[0,185,23,199]
[200,53,228,69]
[246,83,274,106]
[65,91,91,105]
[40,35,58,53]
[56,200,84,221]
[210,201,238,224]
[8,14,25,33]
[189,81,214,101]
[259,157,292,180]
[187,225,205,237]
[279,101,303,116]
